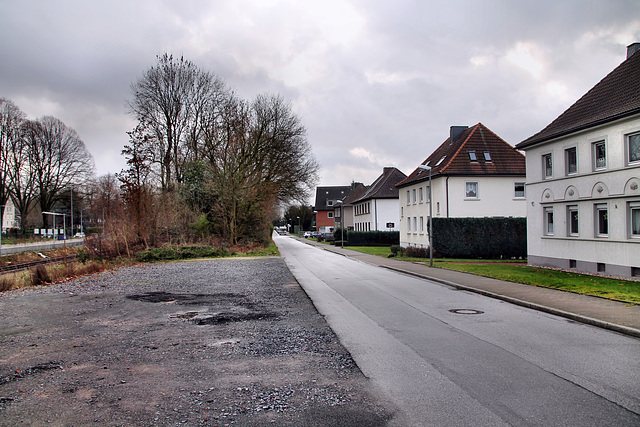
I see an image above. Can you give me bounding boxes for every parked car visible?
[74,232,85,238]
[312,231,321,238]
[303,231,312,238]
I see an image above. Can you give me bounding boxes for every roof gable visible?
[517,47,640,149]
[355,167,407,202]
[314,185,353,211]
[397,123,525,188]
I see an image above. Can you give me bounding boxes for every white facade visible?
[353,198,400,231]
[523,115,640,278]
[400,176,527,248]
[1,200,19,232]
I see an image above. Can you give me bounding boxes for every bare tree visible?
[128,54,229,190]
[0,98,26,227]
[6,120,38,234]
[27,116,95,227]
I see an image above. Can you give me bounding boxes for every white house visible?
[1,199,19,232]
[397,123,527,248]
[515,43,640,279]
[351,167,406,232]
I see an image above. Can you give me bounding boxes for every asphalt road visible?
[275,234,640,426]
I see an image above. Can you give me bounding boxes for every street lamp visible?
[418,165,433,267]
[296,216,301,235]
[335,200,344,248]
[0,205,4,251]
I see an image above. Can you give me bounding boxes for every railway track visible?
[0,255,79,275]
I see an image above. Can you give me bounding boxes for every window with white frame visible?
[413,217,417,233]
[627,132,640,165]
[407,217,411,233]
[544,207,554,235]
[406,190,410,205]
[484,152,492,162]
[412,189,416,204]
[465,182,478,199]
[567,205,579,236]
[426,185,431,201]
[419,216,424,233]
[543,153,553,179]
[514,182,525,199]
[328,212,334,218]
[400,206,403,217]
[595,203,608,237]
[327,200,333,206]
[565,147,577,175]
[629,201,640,238]
[469,151,477,161]
[593,140,606,170]
[419,187,423,202]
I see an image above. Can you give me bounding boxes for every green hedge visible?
[345,230,400,246]
[431,217,526,259]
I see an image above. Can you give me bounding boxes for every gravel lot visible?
[0,258,395,426]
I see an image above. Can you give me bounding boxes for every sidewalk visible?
[295,237,640,339]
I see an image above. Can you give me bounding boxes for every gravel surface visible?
[0,258,395,426]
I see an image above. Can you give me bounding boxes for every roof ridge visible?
[440,124,479,173]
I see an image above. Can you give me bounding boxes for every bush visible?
[31,265,51,286]
[390,245,402,256]
[432,217,526,259]
[346,231,399,246]
[136,245,230,262]
[403,246,429,258]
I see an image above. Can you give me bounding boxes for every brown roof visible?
[517,47,640,149]
[342,182,368,206]
[397,123,525,188]
[354,167,407,202]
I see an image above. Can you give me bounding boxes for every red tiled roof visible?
[517,48,640,149]
[397,123,525,188]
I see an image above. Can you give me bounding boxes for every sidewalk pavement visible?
[294,236,640,339]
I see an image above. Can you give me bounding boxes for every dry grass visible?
[0,259,126,293]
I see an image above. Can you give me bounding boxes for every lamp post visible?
[296,216,301,235]
[0,205,4,251]
[335,200,344,248]
[418,165,433,267]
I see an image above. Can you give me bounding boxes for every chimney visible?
[450,126,468,144]
[628,42,640,59]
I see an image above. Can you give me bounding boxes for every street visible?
[275,235,640,426]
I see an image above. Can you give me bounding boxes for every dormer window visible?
[483,152,492,162]
[327,200,333,207]
[468,151,477,161]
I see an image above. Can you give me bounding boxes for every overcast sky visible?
[1,0,639,197]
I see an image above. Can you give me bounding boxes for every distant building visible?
[397,123,526,248]
[1,199,20,232]
[334,182,367,231]
[516,43,640,278]
[314,184,359,233]
[350,167,406,232]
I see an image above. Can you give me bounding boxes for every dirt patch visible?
[0,258,395,425]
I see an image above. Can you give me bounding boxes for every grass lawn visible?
[345,245,640,304]
[436,262,640,304]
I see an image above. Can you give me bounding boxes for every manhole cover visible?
[449,309,484,315]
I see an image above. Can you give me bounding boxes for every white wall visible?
[399,175,527,247]
[354,198,400,231]
[524,114,640,277]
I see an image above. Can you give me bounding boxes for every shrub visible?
[432,217,526,258]
[404,246,429,258]
[31,265,51,286]
[136,245,229,262]
[390,245,403,257]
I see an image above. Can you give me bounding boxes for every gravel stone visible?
[0,258,395,425]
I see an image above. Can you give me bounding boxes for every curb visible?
[380,265,640,340]
[290,236,640,339]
